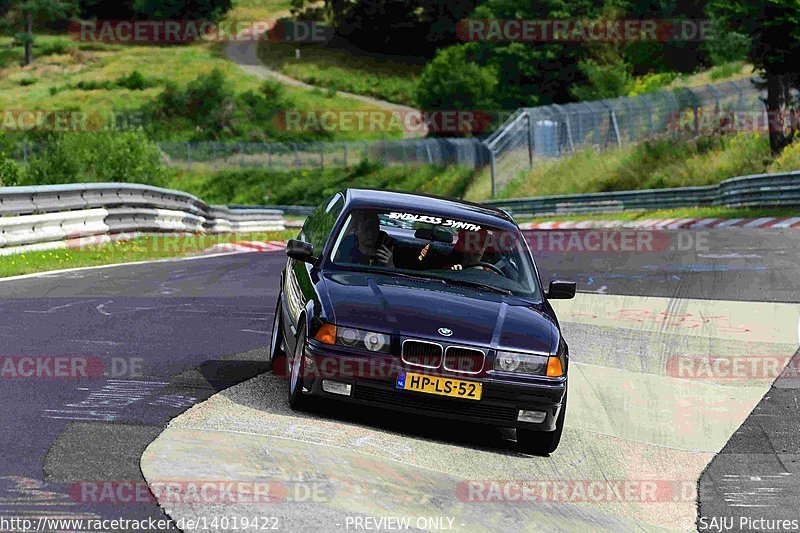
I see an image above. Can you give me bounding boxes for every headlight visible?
[363,331,387,352]
[494,350,561,376]
[338,327,389,353]
[338,327,361,347]
[315,324,390,354]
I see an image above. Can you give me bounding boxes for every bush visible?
[35,39,68,57]
[75,80,113,91]
[570,57,633,100]
[709,62,745,81]
[22,132,168,186]
[768,137,800,172]
[115,70,152,90]
[416,45,498,115]
[0,151,20,186]
[147,70,326,142]
[627,72,679,96]
[149,69,237,140]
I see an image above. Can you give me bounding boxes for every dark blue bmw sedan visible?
[270,189,576,455]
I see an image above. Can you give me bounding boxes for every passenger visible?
[337,211,395,267]
[449,229,493,271]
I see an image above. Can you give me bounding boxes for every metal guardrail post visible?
[490,150,497,199]
[526,111,534,168]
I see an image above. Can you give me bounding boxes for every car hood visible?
[320,271,557,353]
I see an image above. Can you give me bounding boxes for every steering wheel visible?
[462,261,507,277]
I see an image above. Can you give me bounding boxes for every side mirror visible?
[547,280,576,300]
[286,239,315,264]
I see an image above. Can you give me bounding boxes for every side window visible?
[301,194,344,254]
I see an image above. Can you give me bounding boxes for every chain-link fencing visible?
[483,78,765,196]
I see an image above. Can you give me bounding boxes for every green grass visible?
[0,34,402,141]
[516,206,800,224]
[0,231,295,278]
[258,40,423,106]
[228,0,293,21]
[668,62,753,88]
[465,133,773,202]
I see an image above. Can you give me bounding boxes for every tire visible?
[516,388,567,456]
[268,297,286,372]
[287,323,312,410]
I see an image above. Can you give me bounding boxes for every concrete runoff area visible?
[141,293,799,531]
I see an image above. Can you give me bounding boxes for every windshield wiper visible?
[344,266,510,294]
[441,278,512,295]
[349,266,447,284]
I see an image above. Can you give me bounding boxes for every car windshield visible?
[329,209,540,298]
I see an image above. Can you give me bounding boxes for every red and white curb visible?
[205,241,287,254]
[520,217,800,230]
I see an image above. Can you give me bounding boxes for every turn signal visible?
[314,324,337,345]
[546,356,563,377]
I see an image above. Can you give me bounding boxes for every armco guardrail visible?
[227,204,316,217]
[0,183,285,256]
[483,171,800,217]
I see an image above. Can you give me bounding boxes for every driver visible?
[337,211,395,267]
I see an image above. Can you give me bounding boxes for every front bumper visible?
[298,341,567,431]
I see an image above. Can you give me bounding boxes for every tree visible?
[416,45,499,115]
[77,0,233,21]
[7,0,78,66]
[291,0,479,55]
[130,0,233,21]
[460,0,598,109]
[708,0,800,155]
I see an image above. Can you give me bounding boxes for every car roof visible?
[342,189,517,230]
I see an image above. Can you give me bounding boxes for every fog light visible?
[517,410,546,423]
[322,380,352,396]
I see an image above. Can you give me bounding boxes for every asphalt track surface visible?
[1,228,799,532]
[0,253,285,531]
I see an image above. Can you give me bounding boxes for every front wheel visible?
[516,389,567,456]
[287,324,312,410]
